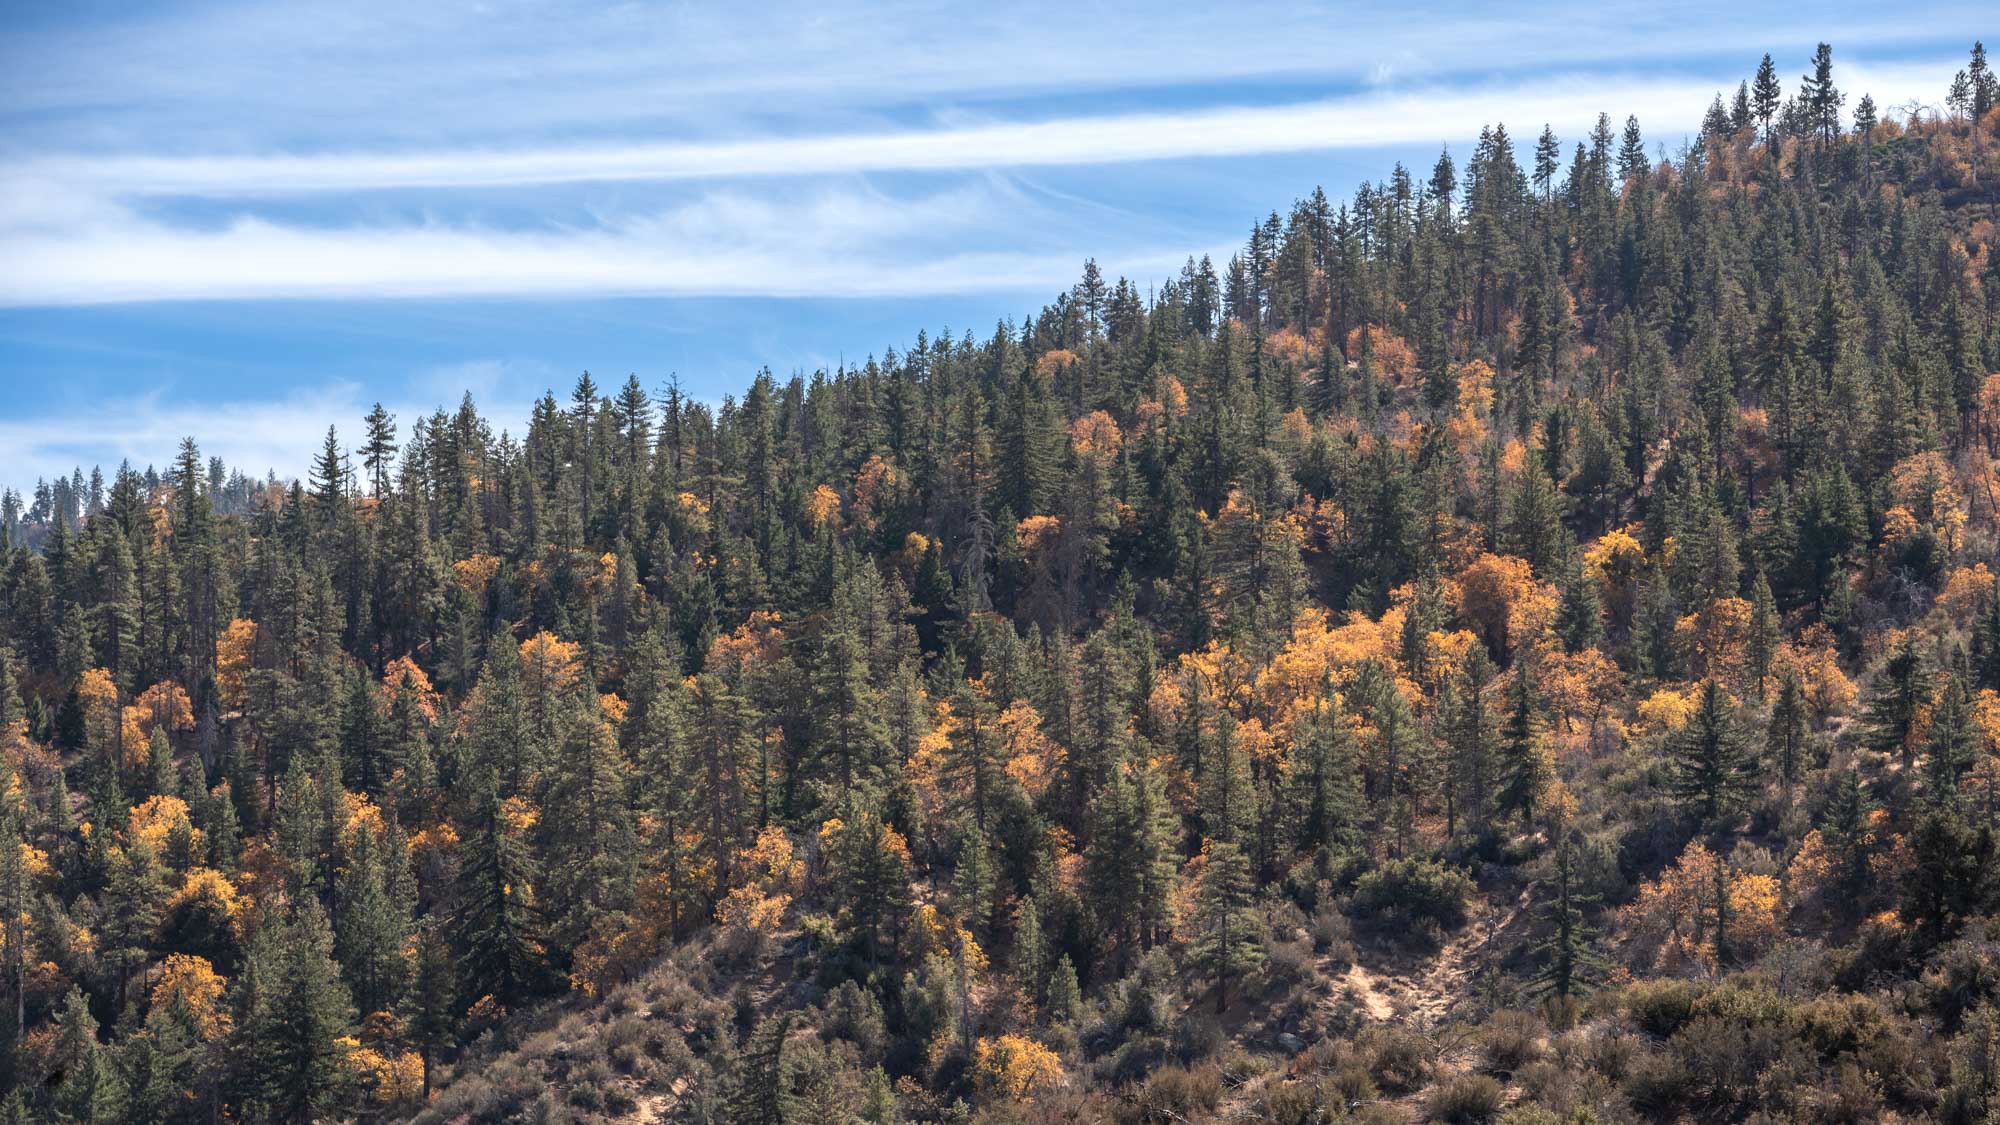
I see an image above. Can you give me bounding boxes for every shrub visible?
[1313,899,1356,963]
[1262,935,1318,993]
[1173,1012,1227,1063]
[1338,1061,1381,1102]
[1622,978,1705,1038]
[1794,992,1890,1059]
[1133,1064,1223,1122]
[1477,1010,1546,1075]
[1668,1014,1798,1113]
[1424,1073,1505,1123]
[1362,1027,1434,1094]
[1351,859,1475,932]
[1260,1079,1331,1125]
[1622,1049,1694,1117]
[1586,1028,1640,1082]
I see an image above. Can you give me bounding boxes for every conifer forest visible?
[7,39,2000,1125]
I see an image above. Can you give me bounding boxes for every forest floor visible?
[1335,884,1534,1030]
[605,880,1537,1122]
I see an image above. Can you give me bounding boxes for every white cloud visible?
[0,57,1950,308]
[0,211,1176,306]
[0,383,367,487]
[0,178,1200,306]
[0,368,555,489]
[12,61,1950,197]
[1,0,1982,151]
[0,0,1972,312]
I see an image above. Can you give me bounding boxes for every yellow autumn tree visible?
[996,699,1062,798]
[1940,564,1997,618]
[1776,625,1858,726]
[1677,596,1753,684]
[452,553,502,596]
[974,1034,1065,1101]
[519,631,582,700]
[150,954,232,1039]
[849,456,902,533]
[1635,686,1698,737]
[1583,527,1647,630]
[1069,410,1123,460]
[714,826,802,936]
[380,656,439,723]
[806,484,843,529]
[128,795,201,855]
[1454,553,1557,660]
[1621,840,1783,973]
[75,667,122,760]
[215,618,258,711]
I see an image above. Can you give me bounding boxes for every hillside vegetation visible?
[3,40,2000,1125]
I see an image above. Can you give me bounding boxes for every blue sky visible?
[0,1,1987,489]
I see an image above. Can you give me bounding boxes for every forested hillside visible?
[4,42,2000,1124]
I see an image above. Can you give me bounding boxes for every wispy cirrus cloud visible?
[0,0,1979,151]
[8,62,1951,197]
[0,180,1203,306]
[0,58,1950,308]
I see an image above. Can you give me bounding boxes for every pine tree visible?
[1820,769,1875,908]
[247,901,355,1124]
[308,426,348,532]
[1084,760,1176,968]
[1903,804,1992,945]
[1753,53,1783,139]
[1496,663,1551,825]
[102,833,169,1000]
[1533,828,1605,1007]
[53,985,120,1122]
[1747,571,1781,699]
[541,709,637,951]
[859,1066,898,1124]
[452,780,546,1008]
[1292,691,1363,861]
[724,1014,799,1124]
[809,563,892,803]
[826,807,912,969]
[1617,115,1647,182]
[0,816,24,1043]
[1926,674,1978,807]
[360,403,398,498]
[1011,895,1046,1002]
[334,819,409,1018]
[1198,710,1252,844]
[1554,554,1603,654]
[1766,670,1812,800]
[1978,581,2000,690]
[1506,460,1566,573]
[1533,124,1561,202]
[404,919,458,1097]
[1864,637,1930,769]
[1188,838,1264,1014]
[1444,649,1501,839]
[1801,43,1845,148]
[1045,954,1082,1024]
[951,824,997,942]
[1669,680,1757,828]
[940,679,1005,833]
